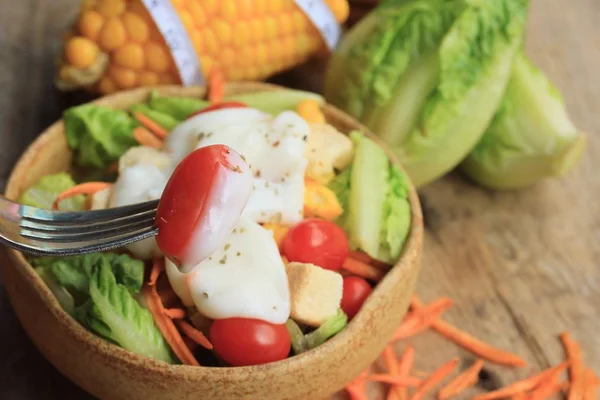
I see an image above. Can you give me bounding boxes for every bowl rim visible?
[4,82,423,379]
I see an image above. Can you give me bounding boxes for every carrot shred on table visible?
[163,308,187,319]
[345,369,369,400]
[134,126,163,148]
[396,345,416,400]
[174,319,213,350]
[52,182,113,210]
[561,332,586,400]
[392,298,453,341]
[528,365,565,400]
[363,374,421,387]
[410,296,526,367]
[473,362,570,400]
[584,368,598,400]
[409,358,459,400]
[148,258,165,286]
[437,359,484,400]
[342,257,385,282]
[349,250,391,270]
[207,68,225,103]
[382,346,401,400]
[133,112,168,139]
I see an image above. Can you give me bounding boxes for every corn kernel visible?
[291,10,307,32]
[114,43,145,69]
[65,36,99,69]
[187,2,206,27]
[326,0,350,23]
[171,0,186,8]
[269,0,284,14]
[233,21,250,48]
[283,37,296,58]
[213,19,232,45]
[126,0,151,21]
[239,47,254,66]
[220,48,236,66]
[270,41,285,61]
[78,11,104,41]
[203,0,218,15]
[238,0,252,18]
[191,31,203,53]
[96,0,125,17]
[255,44,268,64]
[122,12,149,42]
[177,9,194,32]
[98,75,117,94]
[264,17,277,40]
[255,0,267,15]
[244,66,261,80]
[220,0,236,20]
[203,29,218,54]
[109,66,137,88]
[138,71,159,86]
[145,42,170,73]
[250,20,265,41]
[200,56,213,77]
[159,72,179,85]
[99,17,127,51]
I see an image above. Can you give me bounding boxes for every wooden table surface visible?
[0,0,598,399]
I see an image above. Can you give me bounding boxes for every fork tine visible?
[19,200,158,225]
[20,208,156,233]
[20,217,156,243]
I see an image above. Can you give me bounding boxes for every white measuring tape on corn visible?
[141,0,342,86]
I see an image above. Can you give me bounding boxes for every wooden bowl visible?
[2,83,423,400]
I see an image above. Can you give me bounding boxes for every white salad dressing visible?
[166,216,290,324]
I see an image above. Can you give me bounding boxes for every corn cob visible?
[56,0,349,94]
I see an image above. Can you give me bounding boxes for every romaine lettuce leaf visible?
[35,266,76,315]
[379,165,411,262]
[77,260,175,363]
[64,104,138,168]
[147,91,208,121]
[18,172,85,211]
[129,103,179,131]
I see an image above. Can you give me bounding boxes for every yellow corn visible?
[303,179,343,221]
[297,99,326,123]
[56,0,350,94]
[262,223,290,249]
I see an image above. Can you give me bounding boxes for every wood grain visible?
[0,0,598,399]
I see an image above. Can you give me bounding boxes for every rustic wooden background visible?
[0,0,598,399]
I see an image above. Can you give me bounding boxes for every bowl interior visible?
[3,82,424,400]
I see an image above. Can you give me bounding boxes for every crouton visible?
[118,146,171,174]
[286,262,343,327]
[305,123,354,184]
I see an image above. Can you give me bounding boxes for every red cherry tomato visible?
[186,101,247,119]
[156,144,252,269]
[210,318,291,367]
[282,218,349,271]
[341,276,373,320]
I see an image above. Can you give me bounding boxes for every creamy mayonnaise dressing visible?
[165,215,290,324]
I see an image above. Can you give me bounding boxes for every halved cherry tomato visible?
[282,218,349,271]
[186,101,247,119]
[210,318,291,367]
[341,276,373,320]
[156,144,252,271]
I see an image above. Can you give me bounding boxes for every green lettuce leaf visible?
[285,310,348,354]
[129,103,179,131]
[379,165,411,262]
[64,104,138,168]
[460,52,586,189]
[76,260,175,363]
[148,91,209,121]
[18,172,85,211]
[35,266,75,315]
[225,89,324,115]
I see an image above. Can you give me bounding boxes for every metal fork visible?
[0,195,159,256]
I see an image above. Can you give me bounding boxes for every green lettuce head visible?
[460,53,586,189]
[324,0,529,188]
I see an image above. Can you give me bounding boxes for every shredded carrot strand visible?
[348,250,389,268]
[52,182,113,210]
[163,308,187,319]
[345,369,369,400]
[438,359,485,400]
[409,358,459,400]
[363,374,421,387]
[392,298,453,341]
[529,365,565,400]
[584,368,598,400]
[473,362,570,400]
[208,68,225,103]
[149,258,164,286]
[174,319,213,350]
[342,257,385,281]
[411,296,526,367]
[561,332,585,400]
[133,112,168,139]
[142,283,199,366]
[396,345,416,400]
[382,346,401,400]
[134,126,163,148]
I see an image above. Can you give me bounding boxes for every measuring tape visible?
[142,0,341,86]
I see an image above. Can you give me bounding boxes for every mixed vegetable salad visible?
[19,85,412,367]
